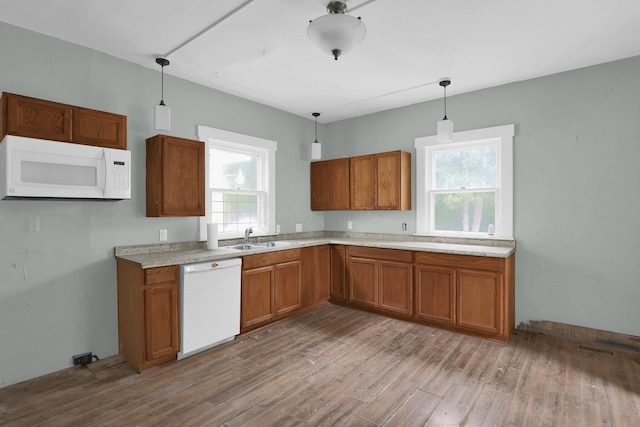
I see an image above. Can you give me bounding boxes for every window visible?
[197,125,277,240]
[415,124,514,239]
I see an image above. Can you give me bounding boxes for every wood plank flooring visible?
[1,304,639,426]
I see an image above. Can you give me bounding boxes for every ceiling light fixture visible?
[311,112,322,160]
[308,1,366,61]
[154,57,171,131]
[437,78,453,143]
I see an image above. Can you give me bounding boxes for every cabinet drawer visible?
[415,251,503,272]
[242,248,302,270]
[145,265,178,286]
[348,246,413,263]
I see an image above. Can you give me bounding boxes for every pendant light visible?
[311,112,322,160]
[308,1,366,60]
[437,78,453,143]
[154,57,171,131]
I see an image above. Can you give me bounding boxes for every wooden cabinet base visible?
[335,247,515,343]
[116,260,180,373]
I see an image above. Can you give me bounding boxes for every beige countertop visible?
[115,235,515,269]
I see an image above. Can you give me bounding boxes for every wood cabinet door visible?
[161,137,205,216]
[144,283,179,361]
[310,161,329,210]
[376,151,401,209]
[350,154,376,210]
[241,266,274,329]
[329,158,351,209]
[415,264,456,325]
[72,107,127,149]
[376,151,411,210]
[348,256,378,307]
[457,269,504,335]
[147,135,205,217]
[274,261,302,316]
[330,245,347,301]
[379,260,413,315]
[2,93,72,142]
[311,159,350,210]
[314,245,331,304]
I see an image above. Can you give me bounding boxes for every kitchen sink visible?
[256,241,291,247]
[228,241,292,251]
[229,244,263,251]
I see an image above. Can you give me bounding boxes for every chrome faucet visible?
[243,227,254,244]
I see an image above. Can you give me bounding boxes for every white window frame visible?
[415,124,514,239]
[197,125,277,241]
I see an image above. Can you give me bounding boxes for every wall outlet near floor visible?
[159,229,168,241]
[72,352,93,366]
[348,221,353,230]
[295,223,302,232]
[402,223,407,231]
[276,224,281,234]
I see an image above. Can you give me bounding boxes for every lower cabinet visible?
[347,246,413,316]
[241,249,303,332]
[301,245,331,308]
[414,252,514,341]
[116,260,180,372]
[330,245,347,302]
[336,246,515,342]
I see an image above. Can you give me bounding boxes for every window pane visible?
[434,146,496,190]
[434,191,495,233]
[209,147,259,191]
[211,191,261,233]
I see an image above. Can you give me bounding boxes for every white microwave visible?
[0,135,131,200]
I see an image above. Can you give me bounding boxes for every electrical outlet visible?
[159,229,168,241]
[72,352,93,366]
[295,223,302,232]
[347,221,353,230]
[402,223,407,231]
[276,224,281,234]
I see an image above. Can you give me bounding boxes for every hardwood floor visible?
[1,304,639,426]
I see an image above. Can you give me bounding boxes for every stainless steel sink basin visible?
[256,241,291,247]
[228,241,292,251]
[229,244,262,251]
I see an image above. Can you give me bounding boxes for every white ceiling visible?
[2,0,640,123]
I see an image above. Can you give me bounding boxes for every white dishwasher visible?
[178,258,242,360]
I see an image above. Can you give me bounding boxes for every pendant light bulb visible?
[311,112,322,160]
[154,57,171,132]
[437,78,453,144]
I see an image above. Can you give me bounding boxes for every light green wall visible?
[0,22,323,387]
[2,20,639,388]
[323,56,640,340]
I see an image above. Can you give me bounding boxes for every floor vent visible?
[578,344,615,356]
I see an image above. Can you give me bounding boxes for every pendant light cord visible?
[443,85,447,120]
[313,112,320,143]
[160,66,165,106]
[156,57,170,106]
[439,79,451,120]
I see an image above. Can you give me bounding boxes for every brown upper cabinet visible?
[310,150,411,211]
[310,158,350,210]
[1,92,127,149]
[146,134,205,217]
[351,150,411,210]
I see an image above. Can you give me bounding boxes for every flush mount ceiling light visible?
[308,1,367,60]
[154,57,171,131]
[311,112,322,160]
[437,78,453,143]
